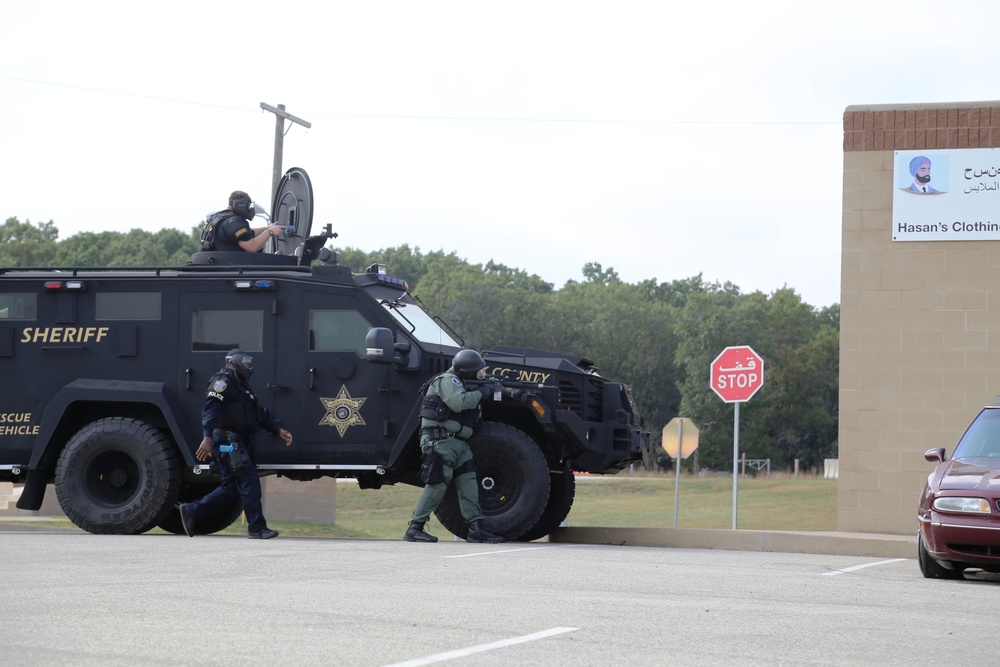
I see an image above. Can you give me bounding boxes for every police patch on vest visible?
[451,377,462,385]
[213,380,228,392]
[318,385,367,437]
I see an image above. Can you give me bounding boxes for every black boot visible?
[404,521,438,543]
[466,519,504,543]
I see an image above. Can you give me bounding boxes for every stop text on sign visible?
[715,370,759,389]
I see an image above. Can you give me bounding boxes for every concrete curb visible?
[549,526,917,559]
[0,517,80,532]
[0,516,918,558]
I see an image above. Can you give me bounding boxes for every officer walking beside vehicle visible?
[200,190,289,253]
[180,349,293,539]
[405,349,507,544]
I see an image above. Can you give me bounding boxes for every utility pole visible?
[259,103,311,210]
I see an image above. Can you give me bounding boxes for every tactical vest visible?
[210,372,260,433]
[200,211,240,251]
[419,375,481,430]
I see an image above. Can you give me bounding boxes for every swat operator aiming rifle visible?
[406,351,548,543]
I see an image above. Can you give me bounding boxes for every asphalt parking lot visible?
[1,530,995,666]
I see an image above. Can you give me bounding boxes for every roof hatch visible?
[270,167,314,257]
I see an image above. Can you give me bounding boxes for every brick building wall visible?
[843,104,1000,152]
[841,100,1000,533]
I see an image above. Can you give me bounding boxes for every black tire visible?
[517,469,576,542]
[917,532,964,580]
[55,418,182,535]
[157,485,244,535]
[435,422,550,541]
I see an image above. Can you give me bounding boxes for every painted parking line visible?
[383,627,579,667]
[445,545,584,559]
[821,558,908,576]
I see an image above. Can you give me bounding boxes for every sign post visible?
[661,417,699,528]
[710,346,764,529]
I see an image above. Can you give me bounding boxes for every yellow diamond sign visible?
[661,417,699,459]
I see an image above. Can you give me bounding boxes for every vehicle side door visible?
[273,289,415,468]
[178,287,281,461]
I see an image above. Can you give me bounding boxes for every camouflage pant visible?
[410,436,482,524]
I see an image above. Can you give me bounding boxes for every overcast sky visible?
[1,1,996,308]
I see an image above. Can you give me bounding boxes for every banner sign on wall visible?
[892,148,1000,241]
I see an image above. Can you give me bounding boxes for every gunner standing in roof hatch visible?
[200,191,290,252]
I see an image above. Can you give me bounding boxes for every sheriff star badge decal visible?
[319,385,367,437]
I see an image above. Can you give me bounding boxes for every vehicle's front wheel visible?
[55,418,182,534]
[435,422,550,540]
[917,531,964,579]
[517,468,576,542]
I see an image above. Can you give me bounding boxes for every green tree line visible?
[2,217,839,472]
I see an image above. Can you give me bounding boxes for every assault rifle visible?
[463,374,542,402]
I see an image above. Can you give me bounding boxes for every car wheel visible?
[918,532,964,580]
[55,418,182,534]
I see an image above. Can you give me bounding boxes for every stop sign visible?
[710,345,764,403]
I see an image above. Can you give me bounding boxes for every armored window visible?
[0,293,36,320]
[191,310,262,352]
[309,310,371,354]
[96,293,161,320]
[381,299,460,346]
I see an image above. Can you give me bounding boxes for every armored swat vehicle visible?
[0,168,650,540]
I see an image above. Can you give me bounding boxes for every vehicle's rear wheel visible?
[55,418,182,534]
[157,485,244,535]
[516,468,576,542]
[435,422,550,541]
[917,531,964,579]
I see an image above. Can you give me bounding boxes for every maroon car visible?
[919,405,1000,579]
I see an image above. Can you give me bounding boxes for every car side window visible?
[96,293,161,320]
[191,310,263,352]
[0,293,36,320]
[309,310,371,354]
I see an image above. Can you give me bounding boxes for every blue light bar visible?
[375,274,408,290]
[233,280,276,290]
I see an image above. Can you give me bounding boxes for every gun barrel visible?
[464,377,543,395]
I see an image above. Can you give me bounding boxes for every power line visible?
[0,73,838,126]
[0,74,251,113]
[299,111,837,126]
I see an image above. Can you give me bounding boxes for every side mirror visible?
[366,327,395,364]
[253,202,271,222]
[924,447,946,463]
[365,327,412,366]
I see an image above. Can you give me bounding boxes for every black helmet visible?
[452,349,486,379]
[225,349,254,380]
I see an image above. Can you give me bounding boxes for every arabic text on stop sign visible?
[715,372,759,389]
